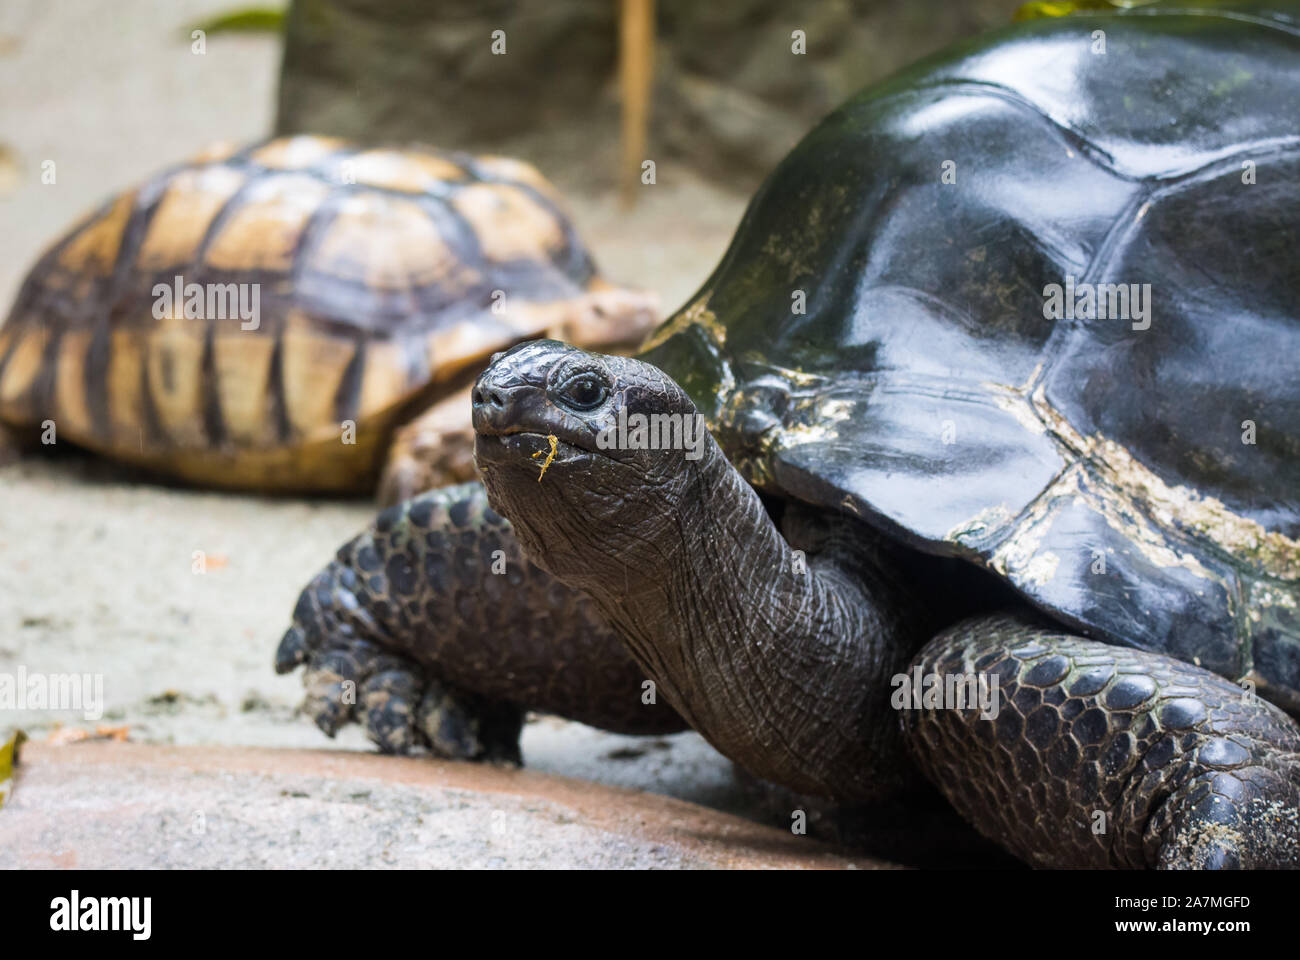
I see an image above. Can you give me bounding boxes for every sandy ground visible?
[0,1,770,855]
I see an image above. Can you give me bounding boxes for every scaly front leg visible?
[903,612,1300,869]
[276,481,687,762]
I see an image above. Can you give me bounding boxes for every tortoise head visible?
[472,339,718,586]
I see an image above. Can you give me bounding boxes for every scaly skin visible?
[276,481,687,760]
[904,612,1300,869]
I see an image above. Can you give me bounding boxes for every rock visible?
[0,742,897,869]
[275,0,1022,193]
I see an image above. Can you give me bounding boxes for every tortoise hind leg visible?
[901,611,1300,869]
[276,480,688,762]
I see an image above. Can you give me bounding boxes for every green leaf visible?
[0,730,28,810]
[1013,0,1159,21]
[187,6,286,38]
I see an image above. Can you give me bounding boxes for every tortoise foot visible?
[902,611,1300,869]
[277,618,522,763]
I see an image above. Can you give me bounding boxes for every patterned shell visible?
[0,136,636,491]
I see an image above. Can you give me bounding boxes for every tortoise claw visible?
[274,625,308,673]
[300,648,366,737]
[360,664,424,754]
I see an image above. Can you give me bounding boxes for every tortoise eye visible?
[557,374,608,410]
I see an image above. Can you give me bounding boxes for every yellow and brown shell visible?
[0,136,655,492]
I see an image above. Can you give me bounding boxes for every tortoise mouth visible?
[473,430,601,475]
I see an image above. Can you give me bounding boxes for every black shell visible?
[641,1,1300,709]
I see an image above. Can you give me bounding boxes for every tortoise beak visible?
[470,378,530,437]
[470,345,550,437]
[470,369,556,475]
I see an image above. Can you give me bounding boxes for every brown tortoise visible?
[0,135,656,500]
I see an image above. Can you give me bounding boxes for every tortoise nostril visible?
[473,386,507,410]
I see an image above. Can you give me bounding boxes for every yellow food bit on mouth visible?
[534,434,559,482]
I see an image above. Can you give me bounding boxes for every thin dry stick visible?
[531,433,559,481]
[619,0,655,209]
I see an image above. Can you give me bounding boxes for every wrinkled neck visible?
[583,437,915,803]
